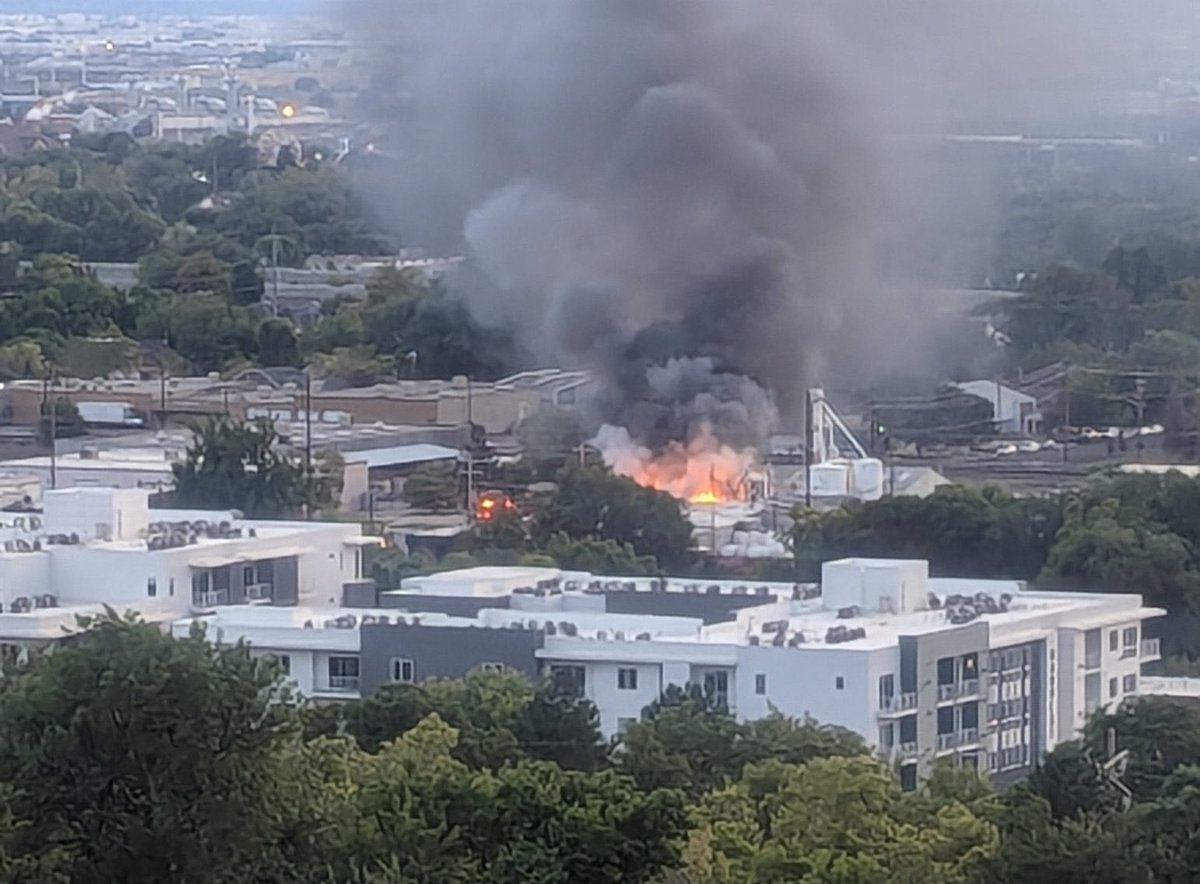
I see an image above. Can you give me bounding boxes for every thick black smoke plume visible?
[345,0,1197,457]
[345,0,895,453]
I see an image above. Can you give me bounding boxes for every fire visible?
[594,424,757,505]
[475,491,516,521]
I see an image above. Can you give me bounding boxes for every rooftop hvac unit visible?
[927,593,943,610]
[762,619,788,634]
[733,585,747,595]
[756,586,770,597]
[635,632,651,641]
[772,630,787,646]
[749,635,760,646]
[544,621,557,635]
[596,630,608,641]
[787,633,806,647]
[614,631,626,641]
[360,615,376,626]
[836,606,861,619]
[706,584,720,595]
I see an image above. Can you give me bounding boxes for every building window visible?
[1123,674,1137,693]
[390,658,416,683]
[147,578,157,598]
[168,577,175,597]
[899,763,918,792]
[551,665,586,697]
[270,653,291,676]
[878,723,894,751]
[617,717,636,735]
[755,673,767,695]
[878,673,894,706]
[1122,627,1138,656]
[328,656,360,691]
[1109,677,1119,699]
[618,667,638,690]
[1109,630,1119,652]
[835,676,845,690]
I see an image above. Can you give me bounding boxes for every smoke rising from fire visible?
[346,0,891,459]
[344,0,1198,492]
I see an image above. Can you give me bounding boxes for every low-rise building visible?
[0,486,378,651]
[955,380,1041,436]
[177,558,1163,787]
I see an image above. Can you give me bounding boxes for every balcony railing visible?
[959,727,981,745]
[192,589,229,609]
[1141,638,1162,661]
[327,675,360,692]
[245,582,273,602]
[879,692,918,714]
[936,733,957,751]
[898,741,919,758]
[938,680,981,702]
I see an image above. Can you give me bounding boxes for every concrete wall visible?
[602,590,769,625]
[359,623,543,695]
[734,644,889,741]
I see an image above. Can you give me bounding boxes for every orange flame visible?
[596,424,755,505]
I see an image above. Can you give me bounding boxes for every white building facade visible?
[178,559,1163,787]
[0,486,377,649]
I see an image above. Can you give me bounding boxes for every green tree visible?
[1039,496,1200,613]
[535,465,694,570]
[171,417,336,517]
[403,462,461,511]
[256,318,300,367]
[0,340,47,380]
[36,397,86,445]
[175,251,233,298]
[684,756,997,884]
[0,617,298,884]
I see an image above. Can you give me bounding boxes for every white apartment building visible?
[177,559,1163,787]
[0,486,378,650]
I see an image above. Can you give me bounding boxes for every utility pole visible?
[270,232,280,317]
[304,370,313,518]
[1062,368,1071,464]
[803,388,813,508]
[47,372,57,490]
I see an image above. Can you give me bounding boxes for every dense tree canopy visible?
[170,417,340,518]
[2,618,1197,883]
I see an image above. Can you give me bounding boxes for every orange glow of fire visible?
[597,425,754,506]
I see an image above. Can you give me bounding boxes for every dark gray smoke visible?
[344,0,1198,455]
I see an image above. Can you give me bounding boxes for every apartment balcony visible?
[937,680,982,703]
[244,582,273,603]
[1141,638,1161,662]
[327,675,360,693]
[959,727,981,746]
[936,733,958,752]
[878,692,918,716]
[897,741,919,759]
[191,589,230,610]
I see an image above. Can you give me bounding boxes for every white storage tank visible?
[810,462,850,497]
[849,458,885,501]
